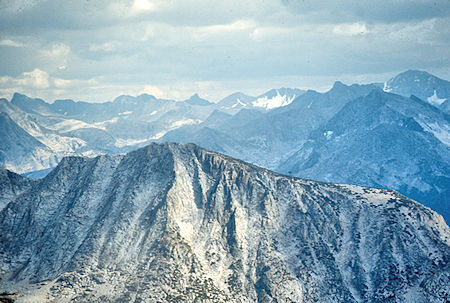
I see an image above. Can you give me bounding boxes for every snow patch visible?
[114,138,150,148]
[427,90,446,106]
[417,119,450,146]
[148,119,203,141]
[383,81,392,92]
[118,111,132,116]
[236,98,247,107]
[51,117,120,132]
[324,131,333,140]
[170,119,202,128]
[49,119,92,133]
[150,131,167,140]
[114,118,201,147]
[252,91,296,110]
[93,117,119,130]
[231,98,247,109]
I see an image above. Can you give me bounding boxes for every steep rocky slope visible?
[0,143,449,302]
[0,168,35,211]
[278,90,450,223]
[0,112,57,174]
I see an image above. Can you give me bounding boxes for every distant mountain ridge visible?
[0,143,448,302]
[184,93,212,106]
[0,112,57,173]
[384,70,450,112]
[278,90,450,221]
[0,87,308,174]
[160,81,380,170]
[0,70,449,223]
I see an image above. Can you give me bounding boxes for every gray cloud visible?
[282,0,450,23]
[0,0,449,102]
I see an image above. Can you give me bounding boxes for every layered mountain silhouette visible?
[0,70,449,223]
[161,82,379,169]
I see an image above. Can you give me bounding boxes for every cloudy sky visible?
[0,0,449,102]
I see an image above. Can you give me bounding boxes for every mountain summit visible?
[185,93,212,106]
[0,143,448,302]
[384,70,450,112]
[278,90,450,222]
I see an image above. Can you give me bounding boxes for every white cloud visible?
[0,39,24,47]
[38,43,71,72]
[199,20,255,34]
[89,42,116,52]
[143,85,164,98]
[333,22,368,36]
[0,69,76,100]
[20,69,50,89]
[53,78,72,88]
[190,20,256,41]
[144,25,156,40]
[386,19,436,44]
[131,0,156,15]
[41,43,70,58]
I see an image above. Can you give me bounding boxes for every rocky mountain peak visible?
[10,92,49,114]
[185,94,212,106]
[384,70,450,112]
[0,142,449,302]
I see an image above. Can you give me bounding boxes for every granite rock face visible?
[278,90,450,223]
[0,112,57,174]
[0,143,449,302]
[0,168,35,211]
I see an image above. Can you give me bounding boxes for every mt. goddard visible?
[0,143,449,302]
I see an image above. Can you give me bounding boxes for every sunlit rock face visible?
[0,143,449,302]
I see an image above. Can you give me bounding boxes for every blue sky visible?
[0,0,449,102]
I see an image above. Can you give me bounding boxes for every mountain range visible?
[278,90,450,221]
[0,143,449,302]
[0,70,449,223]
[0,87,304,174]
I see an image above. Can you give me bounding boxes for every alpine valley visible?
[0,143,449,302]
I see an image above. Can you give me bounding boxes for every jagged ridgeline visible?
[0,143,449,302]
